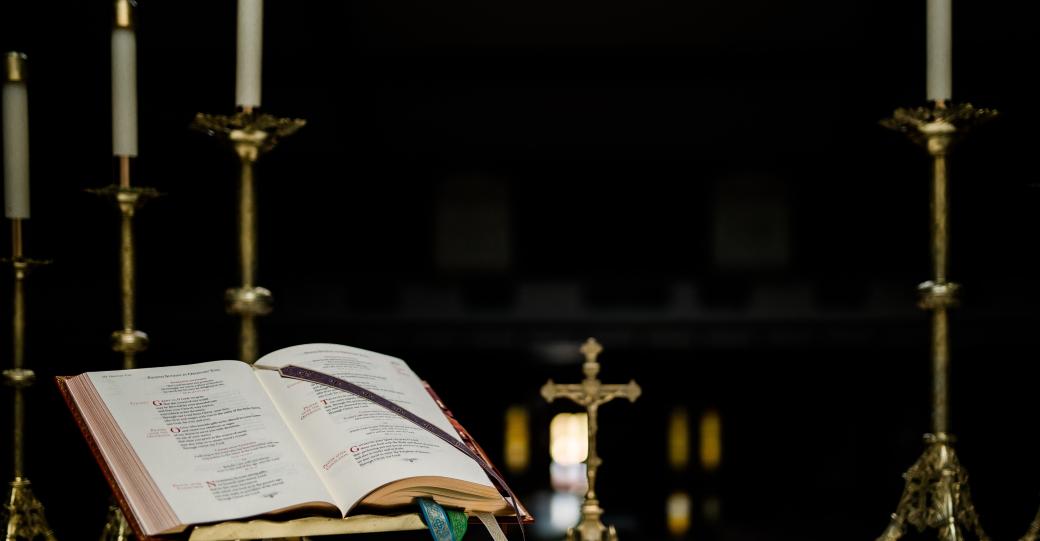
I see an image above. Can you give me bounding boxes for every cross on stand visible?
[541,338,641,541]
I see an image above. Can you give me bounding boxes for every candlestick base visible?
[877,434,988,541]
[1021,507,1040,541]
[2,478,56,541]
[99,502,133,541]
[1020,506,1040,541]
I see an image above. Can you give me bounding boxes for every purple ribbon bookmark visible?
[277,365,526,540]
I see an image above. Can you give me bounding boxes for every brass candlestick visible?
[542,338,641,541]
[90,158,158,370]
[1,219,55,541]
[95,4,155,535]
[89,157,158,541]
[875,102,997,541]
[191,110,304,364]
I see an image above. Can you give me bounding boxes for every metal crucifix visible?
[541,338,641,541]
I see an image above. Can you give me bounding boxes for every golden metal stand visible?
[875,102,996,541]
[89,156,159,541]
[90,158,158,371]
[191,109,304,364]
[98,504,133,541]
[1020,508,1040,541]
[95,4,156,535]
[1,219,56,540]
[542,338,641,541]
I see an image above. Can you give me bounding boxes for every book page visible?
[86,360,334,527]
[254,344,496,514]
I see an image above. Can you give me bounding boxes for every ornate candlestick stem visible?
[12,219,24,368]
[119,191,136,369]
[89,171,155,541]
[542,338,641,541]
[11,219,25,479]
[114,157,151,369]
[192,110,304,364]
[234,135,260,363]
[925,116,955,437]
[2,218,56,540]
[876,102,996,541]
[91,159,156,373]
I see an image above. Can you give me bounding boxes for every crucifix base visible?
[566,499,617,541]
[877,434,988,541]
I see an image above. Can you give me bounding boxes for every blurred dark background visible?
[3,1,1040,540]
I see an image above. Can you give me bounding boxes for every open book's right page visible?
[253,344,497,515]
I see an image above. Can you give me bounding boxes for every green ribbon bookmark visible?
[447,508,469,540]
[419,498,467,541]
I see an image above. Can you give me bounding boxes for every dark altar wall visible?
[2,1,1040,540]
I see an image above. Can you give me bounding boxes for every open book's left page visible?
[68,360,335,536]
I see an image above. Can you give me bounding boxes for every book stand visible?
[185,513,427,541]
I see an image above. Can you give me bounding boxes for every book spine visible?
[422,381,531,524]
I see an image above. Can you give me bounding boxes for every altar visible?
[2,1,1040,540]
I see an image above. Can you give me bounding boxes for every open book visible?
[58,343,523,539]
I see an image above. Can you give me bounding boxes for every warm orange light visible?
[504,405,530,473]
[666,491,692,537]
[700,409,722,471]
[668,407,689,471]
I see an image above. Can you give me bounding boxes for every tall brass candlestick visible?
[98,5,158,535]
[192,110,304,363]
[876,102,996,541]
[90,158,158,541]
[1,219,55,540]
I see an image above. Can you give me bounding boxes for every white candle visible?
[112,27,138,157]
[235,0,263,109]
[926,0,952,102]
[3,53,30,219]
